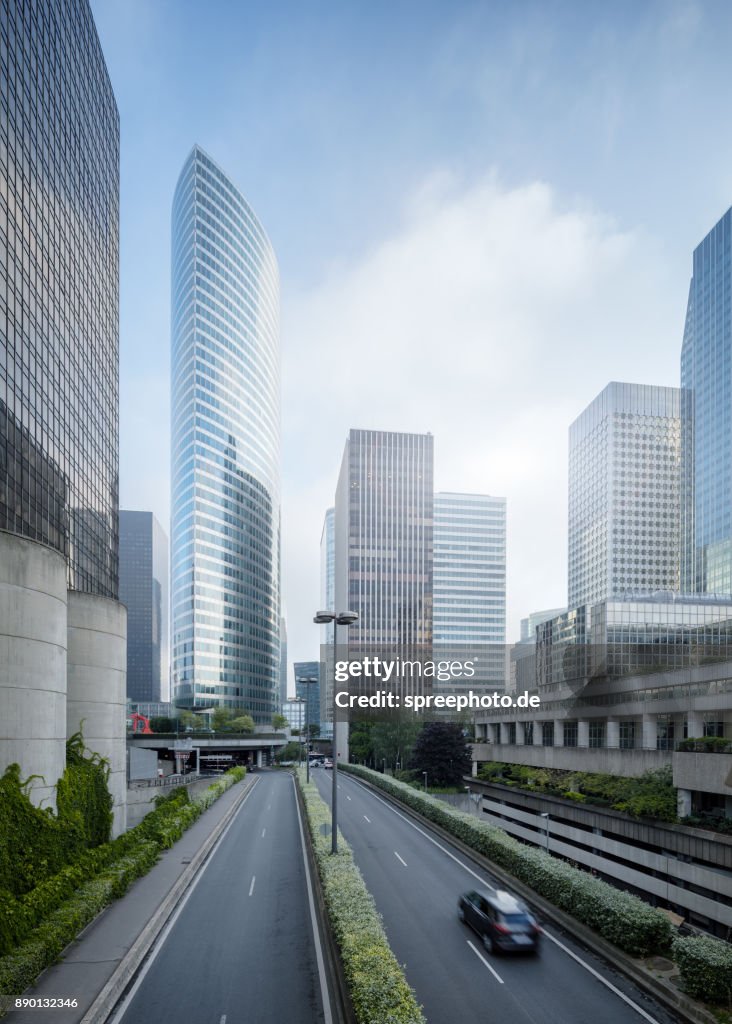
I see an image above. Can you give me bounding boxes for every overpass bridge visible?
[127,732,287,779]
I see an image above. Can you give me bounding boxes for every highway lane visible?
[112,771,331,1024]
[313,769,680,1024]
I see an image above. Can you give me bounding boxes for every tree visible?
[212,706,235,733]
[229,714,255,734]
[349,721,374,763]
[371,715,422,772]
[305,723,320,739]
[179,710,204,731]
[149,716,175,733]
[410,721,472,787]
[272,713,288,731]
[276,741,302,763]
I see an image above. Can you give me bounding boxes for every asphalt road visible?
[111,771,330,1024]
[313,769,681,1024]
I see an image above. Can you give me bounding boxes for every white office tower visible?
[568,382,683,608]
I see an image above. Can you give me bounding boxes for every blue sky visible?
[92,0,732,682]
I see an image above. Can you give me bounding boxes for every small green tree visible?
[149,716,175,733]
[272,713,288,731]
[410,722,472,787]
[229,714,255,734]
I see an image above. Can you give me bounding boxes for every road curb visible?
[347,773,718,1024]
[79,775,258,1024]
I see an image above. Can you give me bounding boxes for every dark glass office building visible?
[0,0,120,596]
[119,511,169,703]
[294,661,320,735]
[681,208,732,595]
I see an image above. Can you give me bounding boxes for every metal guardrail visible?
[128,772,206,789]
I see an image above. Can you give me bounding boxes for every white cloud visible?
[282,170,681,662]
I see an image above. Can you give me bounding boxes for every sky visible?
[91,0,732,686]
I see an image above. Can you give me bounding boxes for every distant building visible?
[119,511,169,703]
[433,492,506,694]
[681,207,732,595]
[568,382,683,608]
[520,608,566,643]
[294,661,320,735]
[319,507,335,738]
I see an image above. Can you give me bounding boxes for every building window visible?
[656,718,675,751]
[523,721,534,745]
[704,720,725,738]
[563,721,578,747]
[619,721,636,749]
[589,721,605,748]
[542,721,554,747]
[507,722,516,745]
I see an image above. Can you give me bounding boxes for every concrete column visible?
[67,594,127,837]
[257,749,263,767]
[577,720,589,748]
[554,719,565,747]
[0,533,68,811]
[606,718,619,748]
[500,722,511,745]
[516,723,525,745]
[677,788,692,818]
[685,712,704,739]
[642,715,657,750]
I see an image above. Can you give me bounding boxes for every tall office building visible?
[279,616,288,711]
[170,146,281,724]
[330,430,433,752]
[0,1,127,825]
[334,429,433,646]
[568,382,683,608]
[119,511,169,703]
[294,661,321,736]
[319,507,335,737]
[0,0,120,596]
[681,208,732,595]
[433,492,507,692]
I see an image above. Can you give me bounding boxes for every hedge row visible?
[295,769,425,1024]
[341,764,671,958]
[0,767,245,998]
[673,935,732,1006]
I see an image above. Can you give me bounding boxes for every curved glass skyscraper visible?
[171,146,280,723]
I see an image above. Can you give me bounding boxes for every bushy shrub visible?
[673,935,732,1005]
[0,766,246,986]
[296,769,424,1024]
[341,764,672,958]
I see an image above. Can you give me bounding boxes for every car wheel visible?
[458,907,465,923]
[482,932,493,954]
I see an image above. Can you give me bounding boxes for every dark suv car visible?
[458,889,541,954]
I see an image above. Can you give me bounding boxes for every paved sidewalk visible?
[5,775,256,1024]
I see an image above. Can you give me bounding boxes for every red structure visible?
[129,712,153,734]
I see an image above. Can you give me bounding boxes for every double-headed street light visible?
[313,609,358,854]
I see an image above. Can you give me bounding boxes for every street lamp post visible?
[313,610,358,854]
[423,771,428,792]
[540,811,550,854]
[301,676,318,783]
[292,698,306,768]
[383,757,386,775]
